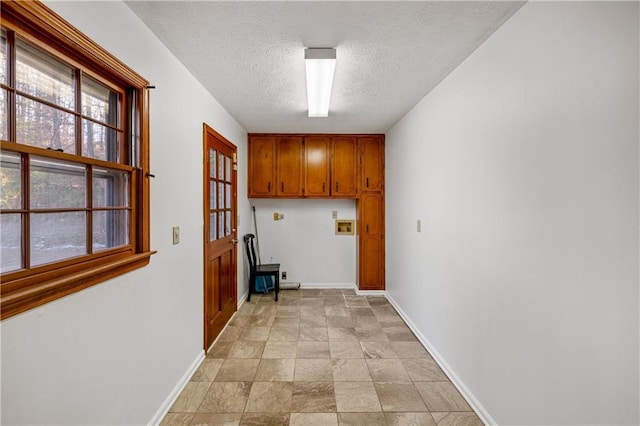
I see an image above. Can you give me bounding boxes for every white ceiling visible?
[126,1,524,134]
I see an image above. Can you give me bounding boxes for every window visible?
[1,2,153,320]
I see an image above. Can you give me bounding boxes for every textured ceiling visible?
[126,1,524,133]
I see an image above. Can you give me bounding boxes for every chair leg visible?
[247,274,253,302]
[274,273,279,302]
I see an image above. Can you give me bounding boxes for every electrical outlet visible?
[417,220,422,233]
[332,210,338,219]
[281,271,287,280]
[172,226,180,244]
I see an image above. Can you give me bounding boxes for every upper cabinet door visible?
[277,136,304,197]
[304,136,330,197]
[359,136,384,192]
[331,136,357,197]
[248,135,276,197]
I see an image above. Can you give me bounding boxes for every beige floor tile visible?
[191,359,224,382]
[374,382,427,412]
[378,316,405,327]
[360,341,399,359]
[354,316,382,329]
[198,382,251,413]
[296,342,330,358]
[414,382,472,412]
[228,341,265,359]
[291,382,337,412]
[366,297,389,306]
[190,413,242,426]
[161,412,194,425]
[263,341,298,359]
[328,327,359,342]
[294,359,333,381]
[218,326,243,341]
[348,308,376,317]
[298,298,323,307]
[290,413,338,426]
[323,296,346,306]
[254,359,295,381]
[402,359,448,382]
[430,412,483,426]
[244,382,293,412]
[170,382,211,412]
[268,326,299,341]
[300,316,327,327]
[325,306,350,316]
[384,325,418,342]
[366,359,411,382]
[275,306,300,317]
[341,289,356,295]
[337,412,386,425]
[238,326,271,341]
[252,304,277,316]
[334,382,382,412]
[247,314,275,327]
[326,316,356,328]
[344,297,370,308]
[298,327,329,341]
[272,317,301,328]
[229,315,250,327]
[329,341,364,359]
[385,412,437,426]
[332,359,372,381]
[239,412,289,426]
[372,306,399,317]
[214,359,259,382]
[355,328,389,342]
[300,306,326,317]
[207,340,235,359]
[393,342,430,359]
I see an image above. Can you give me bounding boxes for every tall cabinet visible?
[357,136,385,290]
[247,133,385,290]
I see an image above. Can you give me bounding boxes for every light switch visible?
[332,210,338,219]
[273,212,279,221]
[172,226,180,244]
[417,220,422,233]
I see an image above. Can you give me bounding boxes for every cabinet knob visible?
[322,182,325,192]
[268,182,271,192]
[366,177,369,188]
[281,182,284,192]
[335,182,339,191]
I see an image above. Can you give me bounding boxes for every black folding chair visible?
[243,234,280,302]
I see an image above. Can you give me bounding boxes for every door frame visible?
[202,123,238,350]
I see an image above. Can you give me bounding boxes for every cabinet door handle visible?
[366,177,369,188]
[281,182,284,192]
[335,182,339,191]
[366,224,369,234]
[322,182,325,192]
[268,182,271,192]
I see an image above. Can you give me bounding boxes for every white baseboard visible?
[148,350,205,425]
[385,293,495,426]
[355,289,386,296]
[299,283,356,289]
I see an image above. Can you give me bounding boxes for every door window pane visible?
[218,182,224,209]
[225,156,231,182]
[1,214,22,273]
[225,211,231,236]
[16,39,75,109]
[225,183,231,209]
[30,212,86,266]
[16,95,75,151]
[93,210,129,251]
[209,149,216,178]
[81,75,118,126]
[218,213,224,240]
[93,167,129,207]
[0,89,7,140]
[82,119,119,161]
[209,212,217,241]
[0,30,6,84]
[217,152,224,180]
[1,152,21,209]
[210,181,216,209]
[30,157,85,209]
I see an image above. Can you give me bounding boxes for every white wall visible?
[249,199,356,286]
[385,2,639,425]
[1,2,251,424]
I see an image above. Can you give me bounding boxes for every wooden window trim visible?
[0,1,154,320]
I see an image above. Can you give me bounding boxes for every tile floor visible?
[161,289,483,426]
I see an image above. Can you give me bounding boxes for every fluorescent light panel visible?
[305,48,336,118]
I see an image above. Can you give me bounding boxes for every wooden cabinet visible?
[359,136,384,192]
[331,136,357,197]
[358,192,385,290]
[276,136,304,197]
[304,136,330,197]
[248,135,276,197]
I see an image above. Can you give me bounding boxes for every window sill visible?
[1,251,156,320]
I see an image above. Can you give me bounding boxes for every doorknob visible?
[231,239,238,244]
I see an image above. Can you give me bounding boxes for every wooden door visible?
[359,136,384,192]
[304,136,330,197]
[358,192,385,290]
[277,136,304,197]
[248,135,276,197]
[203,124,238,350]
[331,136,357,197]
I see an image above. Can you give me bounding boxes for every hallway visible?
[161,289,482,425]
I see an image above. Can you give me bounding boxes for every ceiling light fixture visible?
[305,48,336,118]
